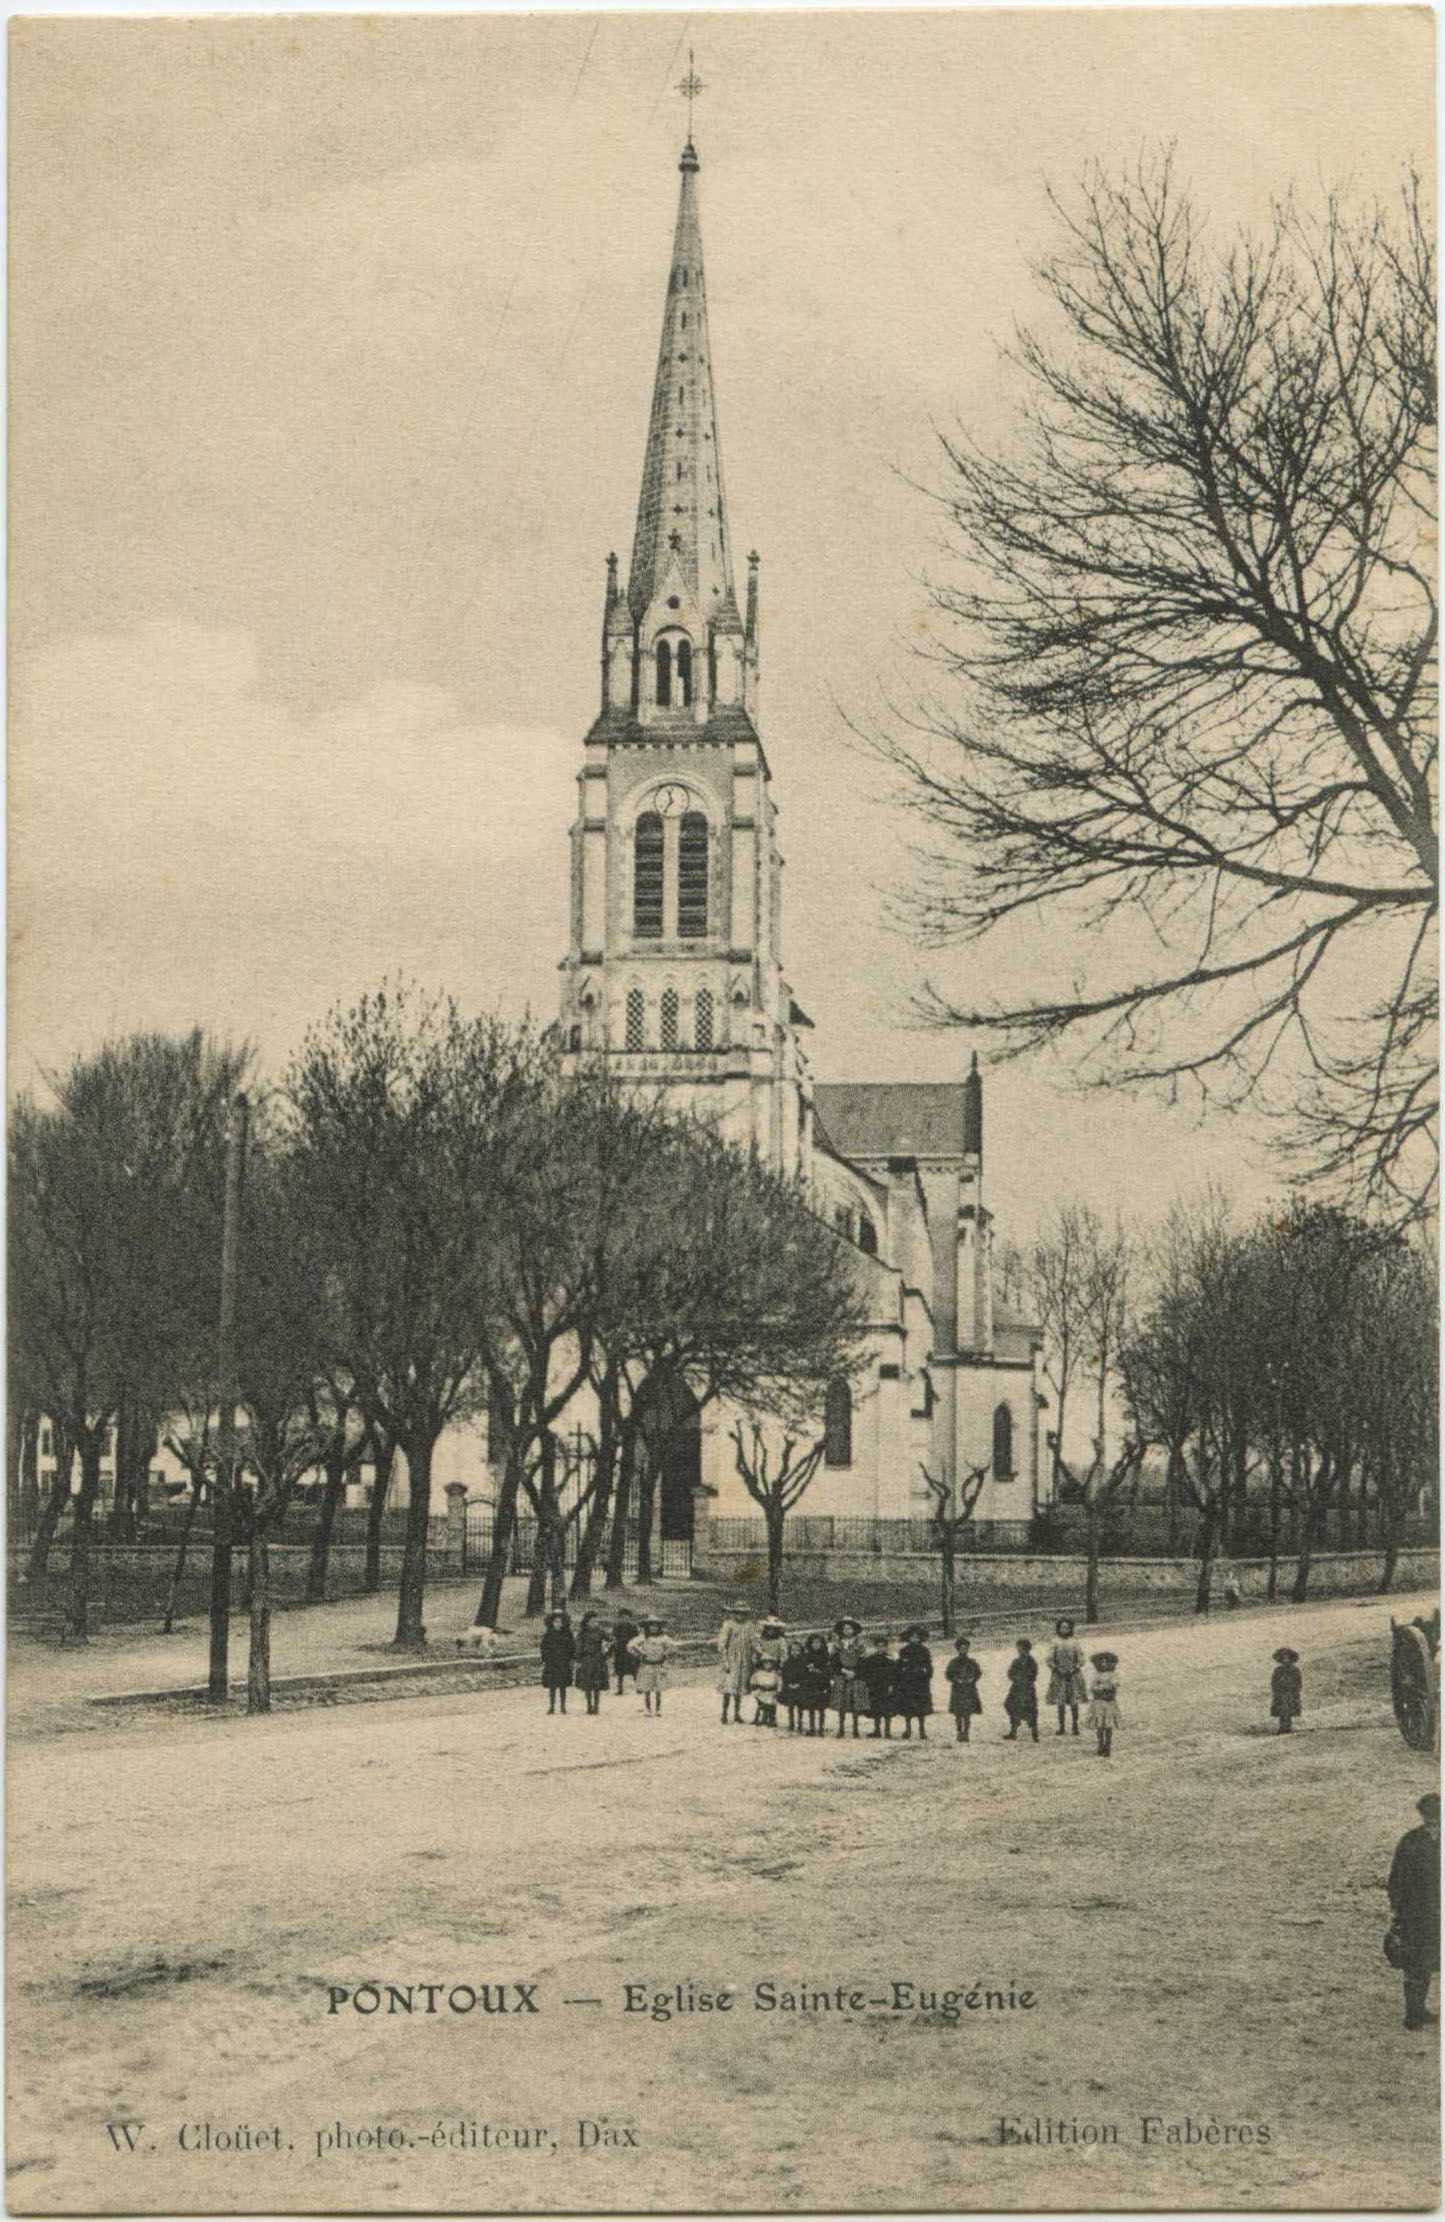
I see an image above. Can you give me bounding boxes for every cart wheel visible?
[1391,1621,1437,1753]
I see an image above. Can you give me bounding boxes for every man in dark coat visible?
[1388,1793,1440,2030]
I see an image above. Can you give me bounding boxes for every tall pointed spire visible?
[627,137,739,631]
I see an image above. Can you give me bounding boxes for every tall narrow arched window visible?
[858,1213,878,1256]
[655,639,672,707]
[633,813,664,938]
[676,638,693,706]
[824,1378,853,1469]
[625,988,645,1051]
[695,987,714,1050]
[992,1403,1015,1481]
[660,987,679,1051]
[678,812,709,938]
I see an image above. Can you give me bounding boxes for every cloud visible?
[10,621,574,1090]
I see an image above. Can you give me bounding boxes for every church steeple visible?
[627,137,740,634]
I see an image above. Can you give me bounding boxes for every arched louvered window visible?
[660,987,679,1051]
[824,1378,853,1469]
[678,812,709,937]
[625,989,645,1051]
[634,814,664,939]
[858,1213,878,1257]
[655,640,672,707]
[676,639,693,707]
[695,987,714,1050]
[993,1403,1015,1481]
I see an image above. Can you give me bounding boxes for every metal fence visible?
[701,1507,1437,1560]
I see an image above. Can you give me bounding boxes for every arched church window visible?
[993,1403,1015,1482]
[824,1378,853,1469]
[660,987,679,1051]
[695,987,714,1050]
[678,812,709,937]
[858,1213,878,1257]
[655,640,672,708]
[625,989,645,1051]
[676,639,693,707]
[633,815,664,939]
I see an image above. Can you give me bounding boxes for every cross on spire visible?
[677,49,703,143]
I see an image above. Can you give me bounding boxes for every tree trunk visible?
[162,1482,203,1634]
[393,1438,433,1650]
[604,1429,638,1592]
[305,1452,348,1605]
[363,1435,393,1594]
[247,1526,272,1713]
[635,1455,657,1588]
[63,1432,105,1644]
[938,1529,956,1638]
[475,1451,521,1630]
[1084,1506,1101,1626]
[1266,1451,1282,1604]
[1194,1500,1219,1616]
[569,1423,618,1602]
[765,1504,784,1616]
[1291,1459,1326,1604]
[25,1462,72,1591]
[208,1473,235,1700]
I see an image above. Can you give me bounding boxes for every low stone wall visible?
[692,1542,1439,1599]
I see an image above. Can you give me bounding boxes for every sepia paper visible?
[7,9,1439,2216]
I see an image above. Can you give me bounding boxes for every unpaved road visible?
[7,1590,1439,2213]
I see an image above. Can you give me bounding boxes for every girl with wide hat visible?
[715,1599,757,1726]
[829,1617,868,1740]
[630,1617,674,1715]
[1047,1617,1089,1737]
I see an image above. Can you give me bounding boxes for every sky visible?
[9,7,1433,1246]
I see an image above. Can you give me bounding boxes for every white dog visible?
[455,1624,501,1657]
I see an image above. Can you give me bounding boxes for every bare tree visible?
[919,1459,987,1637]
[731,1421,826,1617]
[1028,1204,1090,1493]
[286,986,537,1651]
[874,158,1437,1221]
[8,1031,245,1642]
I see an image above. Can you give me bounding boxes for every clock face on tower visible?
[653,782,690,819]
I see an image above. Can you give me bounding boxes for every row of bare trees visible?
[9,988,873,1702]
[1017,1194,1437,1616]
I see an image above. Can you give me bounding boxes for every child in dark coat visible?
[945,1636,983,1743]
[1270,1647,1303,1734]
[859,1636,897,1739]
[801,1633,832,1737]
[780,1641,809,1733]
[894,1625,934,1741]
[611,1610,640,1697]
[540,1611,575,1715]
[574,1612,609,1716]
[1004,1638,1039,1742]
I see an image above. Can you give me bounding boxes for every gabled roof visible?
[813,1081,978,1162]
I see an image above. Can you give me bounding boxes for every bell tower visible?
[559,125,811,1180]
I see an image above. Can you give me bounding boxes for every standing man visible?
[1388,1793,1440,2030]
[715,1599,757,1726]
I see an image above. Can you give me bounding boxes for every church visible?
[544,128,1044,1552]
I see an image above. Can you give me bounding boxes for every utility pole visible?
[207,1092,248,1702]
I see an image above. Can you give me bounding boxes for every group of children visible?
[538,1601,1307,1756]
